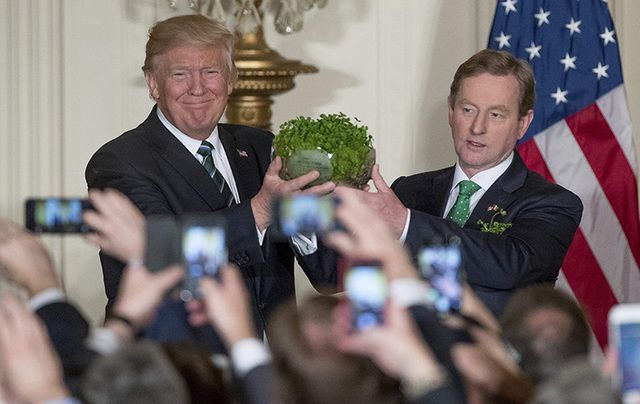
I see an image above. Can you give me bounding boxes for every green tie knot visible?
[458,180,481,196]
[446,180,481,227]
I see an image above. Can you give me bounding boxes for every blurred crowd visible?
[0,187,621,403]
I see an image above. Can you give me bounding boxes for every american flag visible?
[488,0,640,349]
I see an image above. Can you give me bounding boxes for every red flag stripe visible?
[533,116,640,303]
[518,138,618,348]
[562,229,619,348]
[566,104,640,267]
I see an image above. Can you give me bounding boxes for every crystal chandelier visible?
[168,0,328,35]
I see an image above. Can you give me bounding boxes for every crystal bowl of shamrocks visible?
[273,113,375,188]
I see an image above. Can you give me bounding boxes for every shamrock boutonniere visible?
[477,204,512,235]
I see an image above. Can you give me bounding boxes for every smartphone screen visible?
[609,304,640,403]
[25,198,92,233]
[418,244,463,314]
[180,215,227,301]
[619,323,640,402]
[344,262,387,331]
[273,194,336,237]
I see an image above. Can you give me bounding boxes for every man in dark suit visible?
[352,49,583,316]
[85,15,336,350]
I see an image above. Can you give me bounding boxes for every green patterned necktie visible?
[197,140,236,207]
[446,180,481,227]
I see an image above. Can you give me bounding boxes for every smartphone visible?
[272,194,337,237]
[418,244,463,314]
[344,262,387,331]
[144,215,181,272]
[608,303,640,404]
[25,197,92,233]
[180,214,227,302]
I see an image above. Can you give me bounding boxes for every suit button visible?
[258,302,266,310]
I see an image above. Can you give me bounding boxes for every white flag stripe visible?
[596,85,638,174]
[534,120,640,303]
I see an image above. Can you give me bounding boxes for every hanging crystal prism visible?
[235,0,262,34]
[207,0,226,22]
[275,0,303,34]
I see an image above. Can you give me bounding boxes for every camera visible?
[344,261,387,331]
[25,197,92,234]
[418,243,463,314]
[180,214,227,301]
[272,194,338,237]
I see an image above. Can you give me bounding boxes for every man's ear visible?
[144,71,159,100]
[227,79,234,96]
[517,109,534,140]
[448,96,454,128]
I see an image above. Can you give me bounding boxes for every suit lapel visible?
[466,152,527,228]
[219,125,262,202]
[142,107,227,210]
[409,167,453,217]
[431,169,455,217]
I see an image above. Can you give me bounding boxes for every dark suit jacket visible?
[36,301,96,393]
[392,152,583,316]
[235,363,278,404]
[85,106,336,349]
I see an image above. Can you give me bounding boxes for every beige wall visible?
[1,0,639,324]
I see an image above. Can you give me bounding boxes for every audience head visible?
[449,48,535,117]
[268,295,403,404]
[162,342,232,404]
[533,357,620,404]
[500,285,591,382]
[80,341,189,404]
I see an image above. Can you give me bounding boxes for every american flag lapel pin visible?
[237,149,248,157]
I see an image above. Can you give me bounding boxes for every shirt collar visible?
[156,107,221,156]
[451,151,514,192]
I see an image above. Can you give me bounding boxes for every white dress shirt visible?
[400,152,514,240]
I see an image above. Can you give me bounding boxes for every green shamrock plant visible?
[477,204,512,235]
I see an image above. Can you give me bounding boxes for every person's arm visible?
[0,296,75,404]
[337,301,464,403]
[198,265,278,404]
[198,265,261,355]
[403,187,582,290]
[324,186,418,281]
[452,341,534,403]
[250,156,336,232]
[85,148,267,301]
[0,220,96,377]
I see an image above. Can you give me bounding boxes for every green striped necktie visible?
[197,140,235,207]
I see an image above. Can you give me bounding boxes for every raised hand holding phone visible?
[180,214,227,302]
[418,243,464,315]
[344,262,387,331]
[272,194,338,237]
